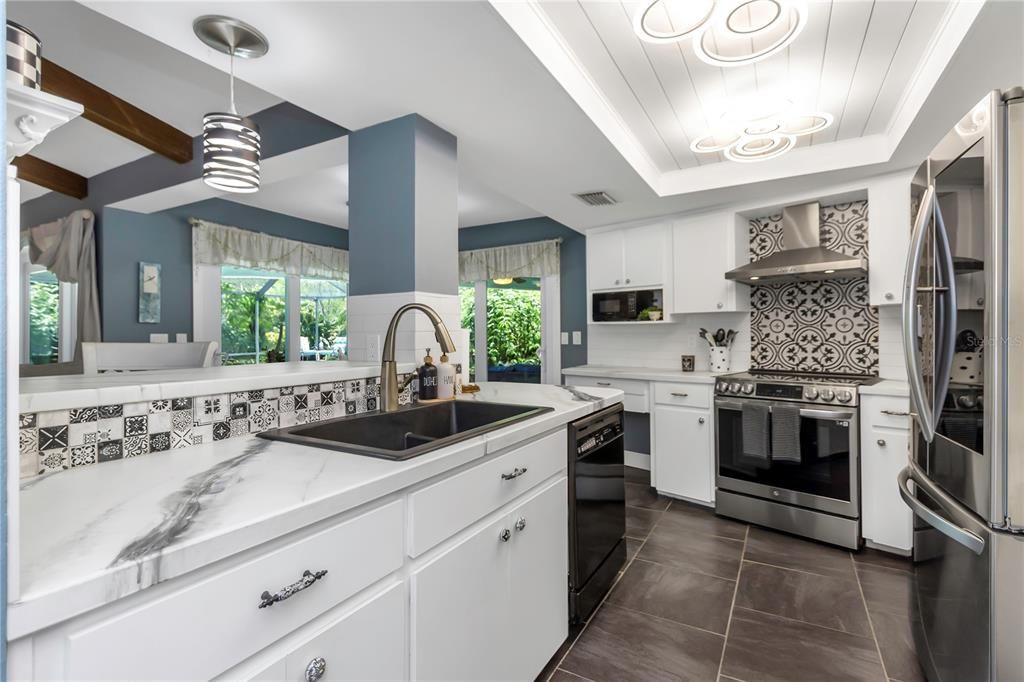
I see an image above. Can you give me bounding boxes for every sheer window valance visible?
[191,219,349,279]
[459,239,560,282]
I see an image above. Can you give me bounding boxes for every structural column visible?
[346,114,466,366]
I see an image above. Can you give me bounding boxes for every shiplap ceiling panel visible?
[534,0,952,172]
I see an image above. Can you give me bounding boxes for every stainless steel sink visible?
[257,400,553,460]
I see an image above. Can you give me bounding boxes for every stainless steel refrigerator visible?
[898,87,1023,681]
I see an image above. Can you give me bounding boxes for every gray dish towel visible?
[771,403,802,464]
[741,403,770,462]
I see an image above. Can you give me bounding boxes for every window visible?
[213,266,348,365]
[20,246,77,365]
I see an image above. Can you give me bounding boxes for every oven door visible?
[715,398,860,518]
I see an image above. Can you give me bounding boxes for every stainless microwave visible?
[591,289,661,322]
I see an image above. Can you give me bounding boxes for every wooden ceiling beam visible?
[40,58,194,164]
[13,155,89,199]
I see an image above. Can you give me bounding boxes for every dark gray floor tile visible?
[549,669,593,682]
[867,608,925,682]
[854,548,913,574]
[735,561,872,636]
[607,559,735,634]
[624,466,650,484]
[857,565,918,618]
[721,607,886,682]
[744,526,855,580]
[659,501,747,541]
[626,481,671,511]
[626,536,643,563]
[560,603,724,682]
[639,522,744,579]
[626,505,662,539]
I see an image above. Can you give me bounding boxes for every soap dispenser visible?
[437,352,456,400]
[418,348,438,400]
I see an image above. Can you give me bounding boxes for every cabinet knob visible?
[626,278,631,284]
[305,657,327,682]
[977,297,985,306]
[716,302,723,309]
[885,292,894,301]
[499,528,512,542]
[877,439,886,446]
[698,417,706,424]
[615,279,621,285]
[515,517,527,532]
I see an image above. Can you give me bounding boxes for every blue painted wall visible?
[458,217,587,369]
[100,200,345,342]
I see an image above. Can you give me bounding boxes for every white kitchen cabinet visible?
[861,395,913,552]
[868,173,914,306]
[671,212,750,314]
[587,223,669,291]
[653,403,714,505]
[411,477,567,682]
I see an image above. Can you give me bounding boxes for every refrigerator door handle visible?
[903,185,936,441]
[932,201,958,427]
[898,465,986,555]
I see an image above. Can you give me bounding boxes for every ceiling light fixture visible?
[694,0,807,67]
[691,107,832,163]
[634,0,716,44]
[193,15,269,194]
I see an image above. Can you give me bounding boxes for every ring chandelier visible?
[633,0,807,67]
[691,110,833,163]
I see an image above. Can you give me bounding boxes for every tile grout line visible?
[546,501,663,681]
[716,523,749,681]
[851,552,891,681]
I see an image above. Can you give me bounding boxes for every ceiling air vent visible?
[574,191,617,207]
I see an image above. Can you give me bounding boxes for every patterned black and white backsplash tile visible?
[19,374,410,479]
[749,201,879,376]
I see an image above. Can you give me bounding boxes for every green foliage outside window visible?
[29,275,59,364]
[220,277,286,364]
[460,284,541,368]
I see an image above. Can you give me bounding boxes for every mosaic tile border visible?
[19,374,417,479]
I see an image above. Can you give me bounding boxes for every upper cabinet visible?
[671,212,750,314]
[587,223,669,291]
[868,174,914,306]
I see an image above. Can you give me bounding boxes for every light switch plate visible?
[366,335,382,362]
[572,331,582,345]
[149,333,168,344]
[560,332,569,345]
[175,333,188,343]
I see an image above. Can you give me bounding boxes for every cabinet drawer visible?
[569,377,649,412]
[408,430,565,556]
[64,501,404,681]
[654,382,712,408]
[863,395,912,430]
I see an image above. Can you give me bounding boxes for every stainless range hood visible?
[725,202,868,284]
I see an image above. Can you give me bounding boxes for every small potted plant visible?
[639,306,663,321]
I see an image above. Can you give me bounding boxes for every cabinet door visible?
[411,514,510,681]
[672,213,747,314]
[868,174,913,306]
[622,224,667,289]
[507,478,569,682]
[587,230,625,290]
[862,427,913,551]
[653,405,714,504]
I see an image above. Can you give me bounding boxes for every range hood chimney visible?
[725,202,868,284]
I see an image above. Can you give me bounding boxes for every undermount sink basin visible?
[258,400,554,460]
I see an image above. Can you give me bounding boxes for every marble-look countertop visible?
[562,364,722,384]
[860,380,910,397]
[10,382,622,639]
[19,361,416,413]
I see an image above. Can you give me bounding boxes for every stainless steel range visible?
[713,369,880,549]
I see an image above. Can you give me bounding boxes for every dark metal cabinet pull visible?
[501,466,528,481]
[258,569,328,609]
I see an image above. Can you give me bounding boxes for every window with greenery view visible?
[299,277,347,360]
[460,278,542,383]
[28,270,60,365]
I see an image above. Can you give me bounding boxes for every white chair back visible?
[80,341,219,375]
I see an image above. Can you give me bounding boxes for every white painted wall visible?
[588,313,750,372]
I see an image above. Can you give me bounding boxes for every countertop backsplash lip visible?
[561,364,724,383]
[10,382,624,639]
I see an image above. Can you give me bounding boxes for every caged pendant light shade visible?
[193,15,269,194]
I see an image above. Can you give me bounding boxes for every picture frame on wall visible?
[138,262,161,323]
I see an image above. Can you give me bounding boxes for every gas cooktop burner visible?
[715,370,881,405]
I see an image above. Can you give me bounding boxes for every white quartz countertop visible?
[10,382,623,638]
[860,380,910,397]
[562,364,721,384]
[19,361,415,413]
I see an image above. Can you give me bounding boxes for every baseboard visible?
[624,451,650,470]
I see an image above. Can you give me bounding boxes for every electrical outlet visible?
[366,335,382,362]
[572,331,582,345]
[560,332,569,345]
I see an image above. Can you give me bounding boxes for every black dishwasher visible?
[568,403,626,623]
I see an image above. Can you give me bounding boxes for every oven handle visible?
[715,400,853,421]
[897,465,985,555]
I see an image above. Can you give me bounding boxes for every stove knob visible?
[716,381,728,393]
[803,387,819,401]
[820,389,836,402]
[836,390,852,404]
[729,382,742,394]
[957,394,977,409]
[741,383,755,395]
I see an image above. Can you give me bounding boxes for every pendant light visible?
[193,15,269,194]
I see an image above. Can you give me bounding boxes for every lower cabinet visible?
[411,477,568,681]
[862,423,913,552]
[652,404,714,504]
